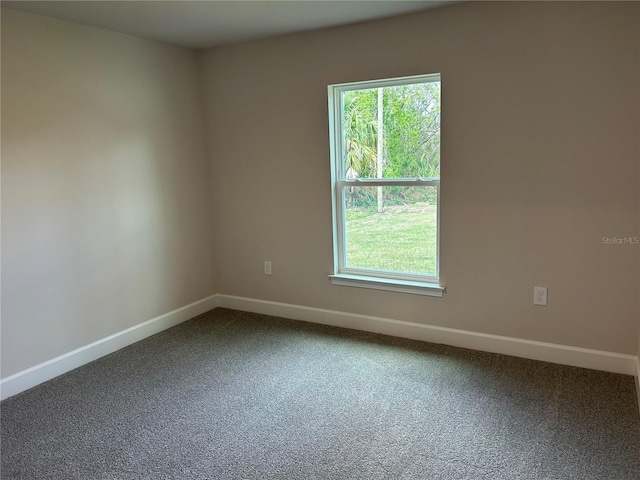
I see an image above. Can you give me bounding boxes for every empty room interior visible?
[1,1,640,478]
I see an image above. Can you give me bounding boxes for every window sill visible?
[329,274,444,297]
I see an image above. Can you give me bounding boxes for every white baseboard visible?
[217,294,638,376]
[3,292,638,407]
[0,294,220,400]
[636,357,640,415]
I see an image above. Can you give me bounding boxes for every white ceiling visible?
[1,0,454,50]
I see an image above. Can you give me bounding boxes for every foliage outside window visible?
[328,74,441,293]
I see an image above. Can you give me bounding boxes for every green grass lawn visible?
[345,204,437,276]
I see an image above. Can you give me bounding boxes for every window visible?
[328,74,443,296]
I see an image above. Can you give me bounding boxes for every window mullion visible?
[338,179,439,187]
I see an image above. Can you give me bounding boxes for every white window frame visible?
[327,73,444,297]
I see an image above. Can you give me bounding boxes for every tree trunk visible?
[377,88,384,213]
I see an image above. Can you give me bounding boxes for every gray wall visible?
[1,9,216,377]
[201,1,640,354]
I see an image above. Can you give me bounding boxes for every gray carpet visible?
[2,308,640,479]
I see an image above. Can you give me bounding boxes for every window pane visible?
[341,81,440,180]
[344,186,438,276]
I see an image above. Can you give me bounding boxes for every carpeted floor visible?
[2,308,640,479]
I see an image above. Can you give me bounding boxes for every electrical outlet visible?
[534,287,547,306]
[264,261,272,276]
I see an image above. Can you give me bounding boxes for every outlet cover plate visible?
[534,286,547,306]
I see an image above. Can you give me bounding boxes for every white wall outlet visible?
[264,261,272,276]
[534,286,547,306]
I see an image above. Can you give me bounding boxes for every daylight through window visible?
[328,74,442,296]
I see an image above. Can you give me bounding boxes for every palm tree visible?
[342,90,377,179]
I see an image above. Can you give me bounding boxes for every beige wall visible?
[638,0,640,367]
[2,2,639,381]
[201,1,640,354]
[1,9,216,377]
